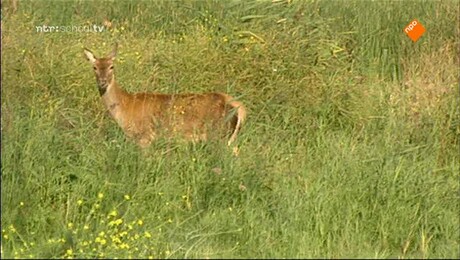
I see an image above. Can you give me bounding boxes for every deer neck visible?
[100,78,129,123]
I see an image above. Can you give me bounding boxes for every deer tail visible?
[226,96,246,146]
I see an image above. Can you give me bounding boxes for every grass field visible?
[1,0,459,258]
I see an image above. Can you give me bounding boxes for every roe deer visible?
[83,44,246,148]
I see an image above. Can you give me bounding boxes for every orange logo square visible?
[404,19,426,42]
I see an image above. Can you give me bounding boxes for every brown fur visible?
[84,45,246,148]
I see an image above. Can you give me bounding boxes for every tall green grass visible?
[1,0,459,258]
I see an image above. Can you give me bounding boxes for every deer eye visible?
[93,66,97,70]
[109,66,114,70]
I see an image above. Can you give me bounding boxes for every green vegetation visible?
[1,0,459,258]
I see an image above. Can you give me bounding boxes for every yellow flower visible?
[108,210,118,218]
[119,243,129,249]
[83,225,89,230]
[124,195,131,200]
[137,220,143,226]
[77,200,83,206]
[65,248,73,256]
[108,218,123,227]
[9,225,16,233]
[20,202,24,206]
[95,237,107,245]
[111,236,121,244]
[97,193,104,199]
[67,223,74,229]
[144,231,152,238]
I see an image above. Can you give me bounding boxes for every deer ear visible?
[83,48,96,63]
[108,43,118,60]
